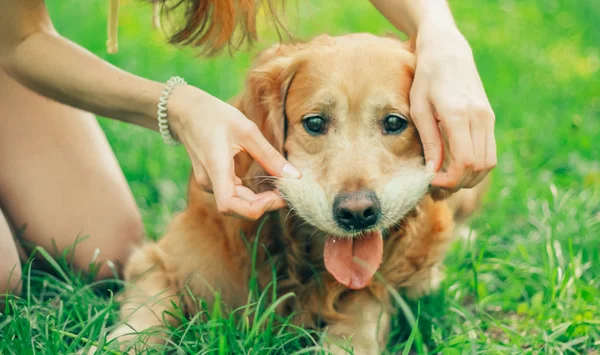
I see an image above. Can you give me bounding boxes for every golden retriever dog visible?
[101,33,487,354]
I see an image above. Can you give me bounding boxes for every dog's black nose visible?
[333,190,381,231]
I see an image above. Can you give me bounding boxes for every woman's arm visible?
[0,0,300,219]
[371,0,497,192]
[0,0,162,129]
[370,0,455,39]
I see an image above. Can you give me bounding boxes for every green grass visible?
[1,0,599,353]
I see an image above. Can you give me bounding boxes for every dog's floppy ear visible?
[232,43,306,191]
[236,43,305,152]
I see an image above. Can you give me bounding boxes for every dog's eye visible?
[303,115,326,135]
[383,114,408,134]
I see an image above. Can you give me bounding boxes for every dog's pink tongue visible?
[323,231,383,289]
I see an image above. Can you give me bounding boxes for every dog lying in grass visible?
[100,33,487,354]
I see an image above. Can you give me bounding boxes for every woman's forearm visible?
[0,0,163,130]
[369,0,456,38]
[2,31,163,129]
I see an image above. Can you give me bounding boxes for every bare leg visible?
[0,207,22,301]
[0,70,143,279]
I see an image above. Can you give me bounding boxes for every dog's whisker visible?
[243,175,281,181]
[283,208,296,223]
[306,228,321,241]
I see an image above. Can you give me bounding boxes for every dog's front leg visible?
[321,290,390,355]
[86,244,182,355]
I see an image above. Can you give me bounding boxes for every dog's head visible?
[238,34,433,289]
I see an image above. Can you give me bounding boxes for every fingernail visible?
[425,160,435,174]
[282,163,301,178]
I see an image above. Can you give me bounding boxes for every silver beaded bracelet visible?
[157,76,187,146]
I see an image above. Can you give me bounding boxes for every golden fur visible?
[104,34,488,354]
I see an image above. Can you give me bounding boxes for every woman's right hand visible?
[168,85,301,220]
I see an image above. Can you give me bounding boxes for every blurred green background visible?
[14,0,599,353]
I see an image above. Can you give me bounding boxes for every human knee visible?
[113,209,145,262]
[79,210,144,280]
[0,211,22,299]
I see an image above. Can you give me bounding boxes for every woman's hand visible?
[410,20,497,192]
[169,85,301,220]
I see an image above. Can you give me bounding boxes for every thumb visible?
[411,96,444,171]
[241,123,302,179]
